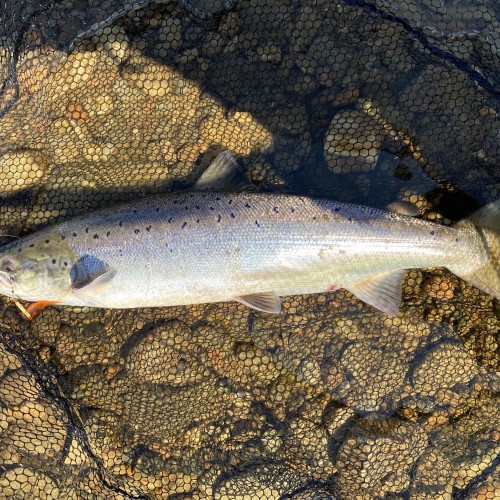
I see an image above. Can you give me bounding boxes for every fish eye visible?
[1,258,15,274]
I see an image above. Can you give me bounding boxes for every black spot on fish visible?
[73,233,77,237]
[93,234,99,239]
[106,231,110,237]
[155,207,160,212]
[52,259,56,264]
[245,203,251,208]
[430,230,435,235]
[334,207,340,212]
[290,207,295,213]
[45,239,49,243]
[274,207,279,213]
[146,226,151,232]
[133,209,137,214]
[196,219,200,223]
[182,222,187,229]
[119,221,123,227]
[85,228,89,233]
[173,199,178,204]
[217,215,222,222]
[29,243,34,248]
[61,235,66,240]
[313,216,317,220]
[64,262,68,266]
[196,205,200,210]
[168,217,172,223]
[255,220,260,227]
[170,249,173,253]
[228,199,233,204]
[215,196,221,201]
[230,213,235,218]
[185,206,189,210]
[455,238,459,242]
[134,229,140,234]
[210,206,214,211]
[348,217,352,222]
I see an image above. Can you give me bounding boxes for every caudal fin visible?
[453,200,500,300]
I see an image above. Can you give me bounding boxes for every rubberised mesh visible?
[0,0,499,498]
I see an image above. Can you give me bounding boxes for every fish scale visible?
[0,152,498,317]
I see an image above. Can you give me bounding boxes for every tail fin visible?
[453,200,500,300]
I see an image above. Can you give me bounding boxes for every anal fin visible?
[235,292,281,314]
[346,270,407,316]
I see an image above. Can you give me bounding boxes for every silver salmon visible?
[0,152,498,318]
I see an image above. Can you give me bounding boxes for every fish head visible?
[0,236,77,302]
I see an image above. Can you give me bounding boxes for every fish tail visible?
[451,199,500,300]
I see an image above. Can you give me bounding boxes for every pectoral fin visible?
[24,300,60,321]
[70,255,115,293]
[235,292,281,314]
[346,270,407,316]
[72,270,115,294]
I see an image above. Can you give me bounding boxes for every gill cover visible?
[0,237,78,302]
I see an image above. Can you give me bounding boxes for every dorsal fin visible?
[194,151,254,192]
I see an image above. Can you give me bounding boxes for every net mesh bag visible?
[0,0,498,498]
